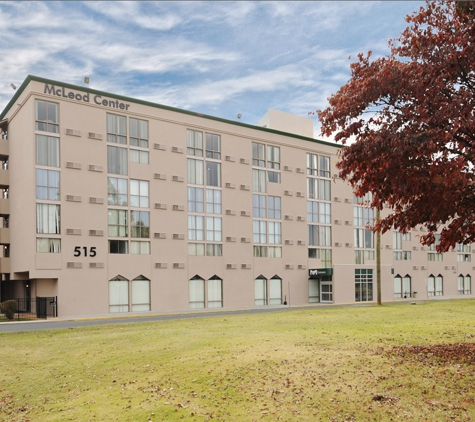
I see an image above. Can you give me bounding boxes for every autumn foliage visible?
[318,1,475,251]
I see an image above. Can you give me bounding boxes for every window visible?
[188,187,204,213]
[188,243,205,256]
[393,232,402,250]
[394,251,412,261]
[206,161,221,187]
[36,100,59,133]
[107,146,128,175]
[36,169,60,200]
[428,274,443,296]
[457,243,471,262]
[188,215,204,241]
[269,277,282,305]
[130,149,149,164]
[206,189,221,214]
[320,226,331,247]
[307,201,318,222]
[308,225,319,246]
[108,209,127,237]
[458,275,471,295]
[131,211,149,238]
[36,204,60,234]
[394,274,412,298]
[254,276,267,305]
[307,153,317,176]
[307,178,317,199]
[36,135,59,167]
[253,220,267,244]
[187,130,203,157]
[206,217,222,242]
[205,133,221,159]
[208,276,223,308]
[109,276,129,312]
[129,118,148,148]
[206,243,222,256]
[268,171,281,184]
[427,252,443,261]
[267,146,280,170]
[107,113,126,144]
[319,156,330,178]
[319,179,331,201]
[189,276,205,309]
[252,169,266,192]
[109,240,128,254]
[252,142,265,167]
[108,177,128,206]
[308,248,319,259]
[130,180,149,208]
[268,246,282,258]
[268,196,281,219]
[131,276,150,311]
[188,158,204,185]
[355,228,373,249]
[253,194,266,218]
[320,202,331,224]
[355,269,373,302]
[130,241,150,255]
[36,238,61,253]
[321,249,332,268]
[268,222,281,244]
[253,246,267,257]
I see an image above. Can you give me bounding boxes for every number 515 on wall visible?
[74,246,97,257]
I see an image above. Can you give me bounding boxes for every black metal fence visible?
[0,297,57,322]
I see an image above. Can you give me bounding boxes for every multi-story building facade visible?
[0,75,472,318]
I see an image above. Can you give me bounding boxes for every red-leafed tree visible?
[318,0,475,252]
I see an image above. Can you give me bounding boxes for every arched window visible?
[393,274,402,299]
[428,274,443,297]
[254,275,267,306]
[132,275,150,312]
[394,274,411,298]
[109,275,129,313]
[208,275,223,308]
[189,275,205,309]
[458,274,471,295]
[269,275,282,305]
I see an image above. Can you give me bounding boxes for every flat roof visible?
[0,75,340,148]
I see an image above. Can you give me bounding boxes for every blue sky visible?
[1,1,424,137]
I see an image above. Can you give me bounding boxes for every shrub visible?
[0,300,17,320]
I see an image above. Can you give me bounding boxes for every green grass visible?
[1,300,475,421]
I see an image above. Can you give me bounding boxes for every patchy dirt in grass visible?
[387,342,475,365]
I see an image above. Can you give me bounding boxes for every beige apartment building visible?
[0,75,472,318]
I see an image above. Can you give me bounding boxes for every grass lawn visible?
[1,300,475,421]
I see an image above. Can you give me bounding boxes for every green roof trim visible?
[0,75,340,148]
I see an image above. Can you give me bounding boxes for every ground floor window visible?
[428,274,443,297]
[458,274,471,295]
[131,276,151,312]
[394,274,411,299]
[208,276,223,308]
[109,275,150,313]
[355,269,373,302]
[189,275,223,309]
[254,275,282,305]
[109,276,129,313]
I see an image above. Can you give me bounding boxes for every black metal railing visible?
[0,296,57,322]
